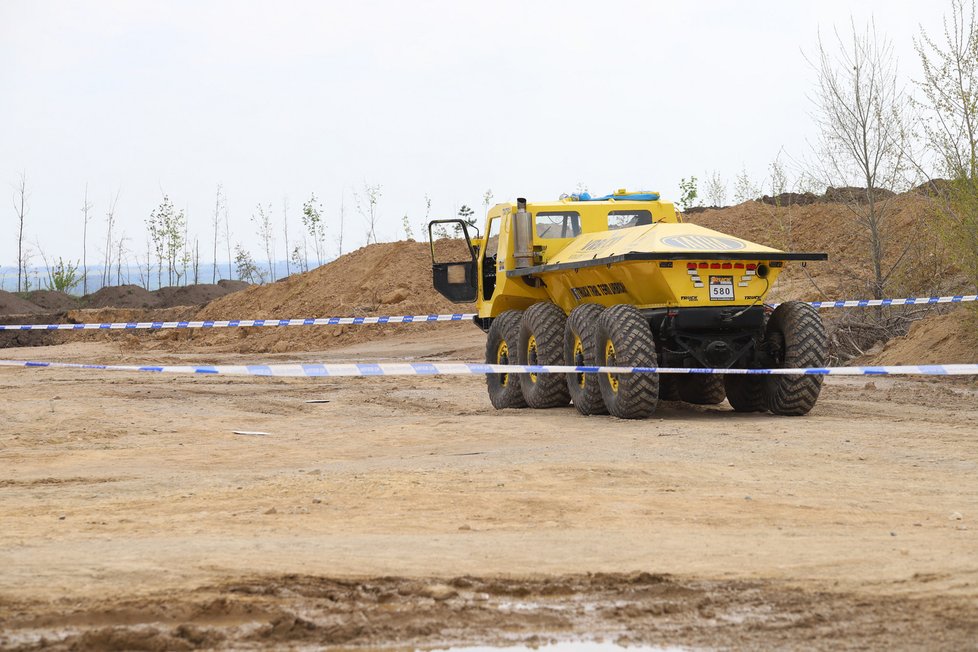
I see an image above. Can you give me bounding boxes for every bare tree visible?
[301,194,326,267]
[81,184,93,294]
[282,196,291,277]
[337,190,345,256]
[732,167,759,204]
[355,183,382,245]
[211,185,224,283]
[224,193,233,280]
[253,203,275,281]
[915,0,978,287]
[807,19,914,300]
[102,190,120,288]
[704,171,727,207]
[13,172,29,292]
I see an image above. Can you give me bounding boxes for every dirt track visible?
[1,325,977,649]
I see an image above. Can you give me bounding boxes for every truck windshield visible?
[536,211,581,239]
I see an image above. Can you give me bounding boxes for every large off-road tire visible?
[563,303,608,415]
[595,305,659,419]
[724,375,767,412]
[764,301,828,416]
[519,302,571,408]
[658,377,682,402]
[677,374,726,405]
[486,310,527,409]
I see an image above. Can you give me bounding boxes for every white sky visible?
[0,0,949,269]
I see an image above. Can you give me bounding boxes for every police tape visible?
[1,359,976,377]
[0,293,975,332]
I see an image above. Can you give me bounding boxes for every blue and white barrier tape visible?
[1,359,975,377]
[806,294,977,309]
[0,313,474,331]
[0,293,974,332]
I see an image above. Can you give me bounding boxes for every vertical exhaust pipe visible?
[513,197,533,269]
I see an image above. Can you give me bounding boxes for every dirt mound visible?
[83,284,161,309]
[24,289,80,311]
[0,290,43,316]
[153,281,249,308]
[182,240,476,353]
[686,192,966,303]
[856,307,978,366]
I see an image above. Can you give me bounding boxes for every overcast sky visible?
[0,0,949,272]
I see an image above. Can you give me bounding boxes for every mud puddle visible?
[3,573,976,651]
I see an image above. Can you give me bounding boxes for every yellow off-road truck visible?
[429,190,828,418]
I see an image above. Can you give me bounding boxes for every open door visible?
[428,219,478,303]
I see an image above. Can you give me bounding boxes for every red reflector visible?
[734,263,744,269]
[698,262,708,269]
[687,262,697,269]
[710,263,721,269]
[722,263,732,269]
[746,263,757,270]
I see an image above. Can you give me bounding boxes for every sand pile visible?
[153,280,249,308]
[24,290,80,311]
[856,307,978,366]
[83,284,161,309]
[0,290,43,316]
[179,240,476,353]
[686,193,965,303]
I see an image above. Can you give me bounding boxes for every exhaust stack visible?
[513,197,534,269]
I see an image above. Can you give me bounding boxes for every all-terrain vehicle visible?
[428,190,828,418]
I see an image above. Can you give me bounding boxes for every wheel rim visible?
[527,335,539,383]
[573,335,586,388]
[605,339,619,393]
[497,341,510,386]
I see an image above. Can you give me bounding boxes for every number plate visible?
[709,275,735,301]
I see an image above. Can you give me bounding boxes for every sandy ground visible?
[1,325,977,650]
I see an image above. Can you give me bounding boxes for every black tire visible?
[658,376,682,402]
[563,303,608,415]
[724,375,767,412]
[486,310,527,409]
[519,302,571,408]
[595,305,659,419]
[764,301,828,416]
[677,374,726,405]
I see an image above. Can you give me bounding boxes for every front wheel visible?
[595,305,659,419]
[764,301,828,416]
[485,310,527,409]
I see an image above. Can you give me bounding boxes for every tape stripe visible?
[1,359,975,377]
[0,295,975,332]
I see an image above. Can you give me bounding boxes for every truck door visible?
[428,219,478,303]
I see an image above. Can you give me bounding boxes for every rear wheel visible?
[595,305,659,419]
[677,375,726,405]
[519,302,571,408]
[658,377,682,401]
[563,303,608,415]
[486,310,527,409]
[764,301,828,416]
[724,375,767,412]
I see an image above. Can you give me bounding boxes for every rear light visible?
[734,263,744,269]
[746,263,757,271]
[687,262,697,269]
[721,262,732,269]
[710,263,721,269]
[698,262,708,269]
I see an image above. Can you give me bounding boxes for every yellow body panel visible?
[474,193,814,318]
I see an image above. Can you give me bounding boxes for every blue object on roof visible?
[569,191,660,202]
